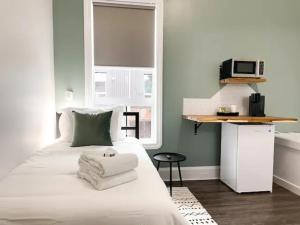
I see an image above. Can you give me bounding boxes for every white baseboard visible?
[158,166,220,181]
[158,167,300,195]
[273,175,300,196]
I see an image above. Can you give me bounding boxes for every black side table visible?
[153,152,186,196]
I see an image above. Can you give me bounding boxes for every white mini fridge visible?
[220,123,275,193]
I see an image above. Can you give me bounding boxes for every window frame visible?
[83,0,163,149]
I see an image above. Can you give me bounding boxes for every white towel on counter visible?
[79,153,138,177]
[78,167,137,190]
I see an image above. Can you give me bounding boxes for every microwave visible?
[220,59,264,79]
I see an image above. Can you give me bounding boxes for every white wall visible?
[0,0,55,179]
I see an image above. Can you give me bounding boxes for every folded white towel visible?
[78,167,137,190]
[80,153,138,177]
[78,158,102,177]
[83,147,118,157]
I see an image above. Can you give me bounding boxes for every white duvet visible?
[0,138,187,225]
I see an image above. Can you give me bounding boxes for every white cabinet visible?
[221,123,275,193]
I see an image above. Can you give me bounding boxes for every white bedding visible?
[0,138,187,225]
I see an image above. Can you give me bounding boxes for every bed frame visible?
[56,112,140,139]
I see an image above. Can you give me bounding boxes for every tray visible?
[217,112,239,116]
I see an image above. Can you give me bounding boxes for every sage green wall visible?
[53,0,85,109]
[53,0,300,167]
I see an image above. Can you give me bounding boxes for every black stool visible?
[153,152,186,196]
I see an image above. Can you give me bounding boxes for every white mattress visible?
[275,132,300,150]
[0,138,187,225]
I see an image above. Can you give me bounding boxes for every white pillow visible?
[58,106,124,142]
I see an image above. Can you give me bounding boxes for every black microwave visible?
[220,59,264,79]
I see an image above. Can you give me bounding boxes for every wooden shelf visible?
[183,115,298,123]
[220,77,266,84]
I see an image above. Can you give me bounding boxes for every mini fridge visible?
[220,123,275,193]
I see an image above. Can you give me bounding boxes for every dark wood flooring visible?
[171,180,300,225]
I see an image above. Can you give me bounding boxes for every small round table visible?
[153,152,186,196]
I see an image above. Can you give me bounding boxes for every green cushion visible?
[71,111,113,147]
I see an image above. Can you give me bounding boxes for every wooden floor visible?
[171,180,300,225]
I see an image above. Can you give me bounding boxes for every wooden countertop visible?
[183,115,298,123]
[220,77,267,84]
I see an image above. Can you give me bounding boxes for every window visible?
[93,67,154,141]
[84,0,163,149]
[144,74,152,98]
[94,72,106,97]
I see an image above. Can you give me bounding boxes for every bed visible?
[0,138,187,225]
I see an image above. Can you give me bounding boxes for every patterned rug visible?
[172,187,218,225]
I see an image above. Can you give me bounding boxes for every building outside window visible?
[93,67,153,140]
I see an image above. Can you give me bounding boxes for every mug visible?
[230,105,237,113]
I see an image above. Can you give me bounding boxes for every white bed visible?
[0,138,187,225]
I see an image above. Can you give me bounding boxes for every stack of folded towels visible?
[78,148,138,190]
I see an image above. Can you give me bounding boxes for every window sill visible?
[141,138,162,150]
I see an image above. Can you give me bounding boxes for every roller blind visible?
[93,5,155,67]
